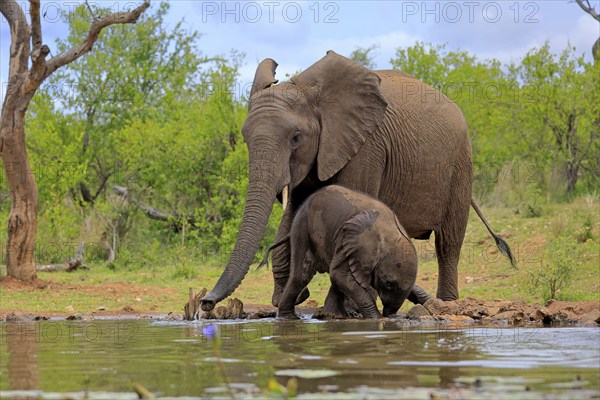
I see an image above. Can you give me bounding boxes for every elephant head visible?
[200,51,388,311]
[338,210,417,317]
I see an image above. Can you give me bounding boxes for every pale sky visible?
[1,1,599,103]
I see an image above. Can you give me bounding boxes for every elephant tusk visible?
[282,185,289,211]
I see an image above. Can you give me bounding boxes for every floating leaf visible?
[275,369,339,379]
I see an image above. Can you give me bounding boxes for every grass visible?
[1,197,598,314]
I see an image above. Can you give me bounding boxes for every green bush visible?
[528,235,580,302]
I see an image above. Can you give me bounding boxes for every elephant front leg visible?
[332,269,382,320]
[278,268,316,319]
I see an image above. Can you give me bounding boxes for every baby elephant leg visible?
[278,250,317,319]
[336,274,382,319]
[330,257,382,319]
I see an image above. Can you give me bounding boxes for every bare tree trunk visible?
[0,0,150,281]
[1,103,39,281]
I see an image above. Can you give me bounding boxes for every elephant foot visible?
[277,311,301,320]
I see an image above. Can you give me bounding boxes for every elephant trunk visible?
[200,157,279,311]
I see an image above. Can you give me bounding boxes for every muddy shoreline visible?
[2,298,599,327]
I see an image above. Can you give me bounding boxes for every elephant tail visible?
[257,236,290,270]
[471,198,518,269]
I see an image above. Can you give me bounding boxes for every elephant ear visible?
[292,51,388,181]
[249,58,279,108]
[337,210,382,292]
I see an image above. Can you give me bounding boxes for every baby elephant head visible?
[340,210,418,317]
[376,214,418,316]
[374,238,418,317]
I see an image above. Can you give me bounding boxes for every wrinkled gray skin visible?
[200,51,514,312]
[276,186,418,319]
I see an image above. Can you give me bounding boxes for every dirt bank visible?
[1,277,598,327]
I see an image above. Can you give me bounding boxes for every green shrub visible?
[528,235,580,302]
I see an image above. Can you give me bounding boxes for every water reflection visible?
[0,319,598,398]
[4,322,39,390]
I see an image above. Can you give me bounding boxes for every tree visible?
[575,0,600,60]
[349,44,379,69]
[390,42,522,196]
[0,0,149,280]
[509,43,599,194]
[46,2,212,208]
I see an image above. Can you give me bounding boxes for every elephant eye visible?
[290,131,302,149]
[384,280,392,289]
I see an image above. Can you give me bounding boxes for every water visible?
[0,318,598,399]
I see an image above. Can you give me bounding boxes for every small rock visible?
[492,310,527,324]
[135,297,142,302]
[165,311,180,320]
[440,315,475,324]
[463,304,489,319]
[34,315,49,321]
[423,298,446,316]
[66,313,94,321]
[390,312,408,320]
[408,304,431,320]
[122,305,134,313]
[256,307,277,318]
[6,312,32,322]
[96,306,106,311]
[580,309,600,324]
[487,307,501,317]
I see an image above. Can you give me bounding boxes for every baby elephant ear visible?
[337,210,381,292]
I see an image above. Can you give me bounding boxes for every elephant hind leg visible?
[434,182,470,301]
[318,284,351,319]
[278,230,316,318]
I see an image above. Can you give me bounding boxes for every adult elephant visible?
[200,51,514,312]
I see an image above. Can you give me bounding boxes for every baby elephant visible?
[268,185,418,319]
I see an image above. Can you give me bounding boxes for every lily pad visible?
[275,369,339,379]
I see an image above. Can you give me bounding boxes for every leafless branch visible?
[575,0,600,22]
[30,0,42,49]
[37,242,87,272]
[112,185,197,229]
[0,0,31,81]
[44,2,150,79]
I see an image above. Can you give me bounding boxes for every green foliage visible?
[528,235,580,302]
[14,2,290,269]
[391,41,598,204]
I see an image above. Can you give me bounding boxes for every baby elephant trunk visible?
[382,299,405,317]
